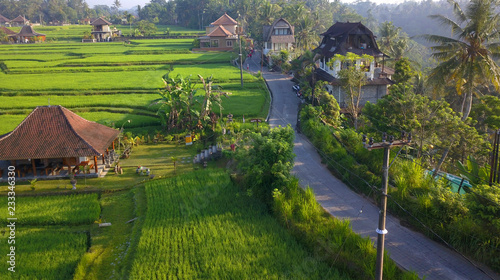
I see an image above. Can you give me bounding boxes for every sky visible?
[86,0,423,10]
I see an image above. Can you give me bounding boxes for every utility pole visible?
[363,132,411,280]
[239,34,243,87]
[490,129,500,185]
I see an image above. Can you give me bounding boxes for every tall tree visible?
[424,0,500,173]
[334,53,372,130]
[424,0,500,121]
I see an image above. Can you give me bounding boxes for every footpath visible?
[243,53,500,280]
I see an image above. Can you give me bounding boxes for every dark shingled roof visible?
[9,25,45,37]
[263,18,295,44]
[0,26,15,35]
[211,13,237,26]
[316,22,385,59]
[0,106,119,160]
[0,14,10,23]
[91,17,112,26]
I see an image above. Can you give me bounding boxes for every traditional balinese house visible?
[314,22,393,108]
[90,17,120,42]
[10,15,28,26]
[0,14,10,26]
[9,25,46,43]
[0,106,119,180]
[262,18,295,55]
[197,13,239,51]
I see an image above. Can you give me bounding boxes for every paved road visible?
[244,53,500,280]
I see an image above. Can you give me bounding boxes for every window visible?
[211,39,219,48]
[226,40,233,47]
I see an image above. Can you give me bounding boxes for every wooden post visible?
[112,141,115,150]
[31,159,37,177]
[94,156,98,173]
[102,154,105,164]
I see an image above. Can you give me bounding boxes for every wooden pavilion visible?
[9,25,46,43]
[0,105,119,179]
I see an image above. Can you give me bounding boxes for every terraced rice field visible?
[0,34,269,135]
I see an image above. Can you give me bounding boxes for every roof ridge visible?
[59,106,103,155]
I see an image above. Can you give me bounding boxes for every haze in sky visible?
[86,0,422,10]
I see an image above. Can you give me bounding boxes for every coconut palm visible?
[424,0,500,121]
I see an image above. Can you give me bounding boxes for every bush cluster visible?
[234,125,418,279]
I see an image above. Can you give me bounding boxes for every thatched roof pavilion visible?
[9,25,46,42]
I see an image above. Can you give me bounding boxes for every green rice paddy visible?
[0,27,269,135]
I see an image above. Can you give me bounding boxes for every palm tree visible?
[424,0,500,121]
[424,0,500,174]
[300,50,321,106]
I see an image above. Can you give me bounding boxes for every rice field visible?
[0,36,269,135]
[0,194,100,225]
[0,229,88,280]
[128,170,346,279]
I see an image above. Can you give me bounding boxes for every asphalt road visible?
[244,53,500,280]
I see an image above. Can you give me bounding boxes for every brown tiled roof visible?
[0,26,15,35]
[9,25,45,37]
[91,17,111,26]
[0,106,119,160]
[11,15,27,23]
[207,25,233,37]
[0,14,10,23]
[211,13,237,26]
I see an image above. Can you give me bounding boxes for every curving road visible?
[244,53,500,280]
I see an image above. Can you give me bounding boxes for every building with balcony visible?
[90,17,120,42]
[262,18,295,55]
[314,22,394,108]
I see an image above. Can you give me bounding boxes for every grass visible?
[0,194,100,225]
[0,229,88,280]
[128,170,348,279]
[0,142,197,194]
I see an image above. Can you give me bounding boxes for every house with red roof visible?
[197,13,239,51]
[0,106,119,180]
